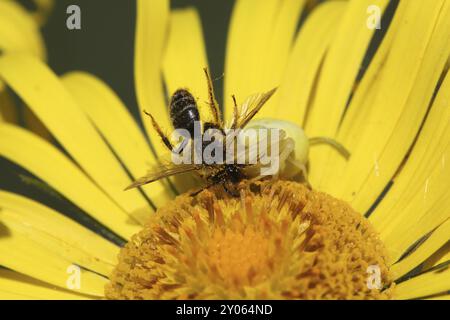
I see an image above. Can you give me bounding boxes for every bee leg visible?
[143,110,174,152]
[203,67,222,127]
[189,187,205,197]
[231,94,239,129]
[174,138,189,155]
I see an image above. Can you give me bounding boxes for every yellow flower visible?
[0,0,449,300]
[106,180,394,300]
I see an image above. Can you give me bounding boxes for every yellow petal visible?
[0,1,45,59]
[304,0,389,185]
[316,1,403,192]
[395,267,450,300]
[225,0,305,120]
[384,183,450,263]
[162,8,209,121]
[322,1,450,212]
[425,294,450,300]
[274,1,346,126]
[135,0,171,156]
[0,218,108,297]
[0,53,152,219]
[253,0,307,118]
[369,70,450,261]
[0,123,140,239]
[0,191,119,276]
[423,242,450,270]
[0,269,92,300]
[62,72,174,213]
[390,220,450,279]
[346,0,450,211]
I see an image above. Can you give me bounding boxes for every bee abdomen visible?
[170,89,200,136]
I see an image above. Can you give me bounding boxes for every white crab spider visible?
[244,118,350,185]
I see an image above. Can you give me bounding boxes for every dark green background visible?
[41,0,234,119]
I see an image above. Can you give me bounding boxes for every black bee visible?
[125,68,276,196]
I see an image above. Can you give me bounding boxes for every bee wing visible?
[124,162,201,190]
[232,88,277,129]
